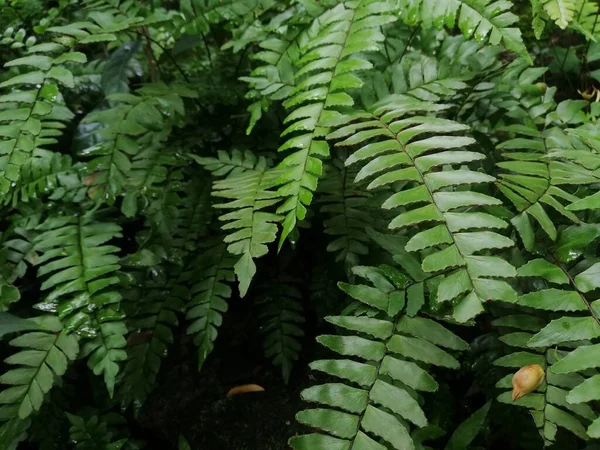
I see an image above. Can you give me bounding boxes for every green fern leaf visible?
[291,268,467,450]
[198,150,282,296]
[0,316,78,422]
[186,241,236,370]
[257,276,305,383]
[541,0,578,28]
[34,213,122,333]
[396,0,531,62]
[317,156,372,270]
[80,307,128,398]
[273,1,397,246]
[496,242,600,442]
[329,96,517,322]
[119,267,186,409]
[0,41,84,198]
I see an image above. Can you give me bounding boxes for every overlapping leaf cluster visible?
[2,0,600,448]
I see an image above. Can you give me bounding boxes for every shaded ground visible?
[136,296,316,450]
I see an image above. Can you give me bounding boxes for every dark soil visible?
[135,295,318,450]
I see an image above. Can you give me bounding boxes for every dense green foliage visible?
[1,0,600,448]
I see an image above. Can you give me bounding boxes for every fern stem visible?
[373,115,479,298]
[550,253,600,327]
[397,25,421,65]
[141,26,159,82]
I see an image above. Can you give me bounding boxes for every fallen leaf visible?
[227,384,265,398]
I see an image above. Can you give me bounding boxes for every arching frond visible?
[328,96,517,322]
[33,213,125,395]
[198,150,281,296]
[273,1,397,245]
[290,268,468,450]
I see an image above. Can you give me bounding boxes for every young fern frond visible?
[290,268,468,450]
[186,240,236,371]
[0,316,79,436]
[317,157,372,270]
[257,276,305,383]
[329,96,517,322]
[273,1,397,245]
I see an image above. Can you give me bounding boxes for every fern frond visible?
[0,45,84,198]
[9,150,85,206]
[121,145,181,218]
[329,96,517,322]
[494,219,600,443]
[396,0,530,62]
[67,411,129,450]
[197,149,282,296]
[290,268,468,450]
[257,276,305,383]
[120,267,186,410]
[0,316,79,423]
[192,149,271,179]
[2,205,42,283]
[33,213,122,333]
[0,268,20,312]
[186,240,236,370]
[80,89,186,203]
[542,0,578,29]
[171,176,213,254]
[363,37,501,107]
[569,0,600,38]
[120,178,211,405]
[273,1,397,245]
[81,307,128,398]
[496,101,600,248]
[455,60,552,127]
[33,212,126,395]
[317,156,372,270]
[179,0,268,34]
